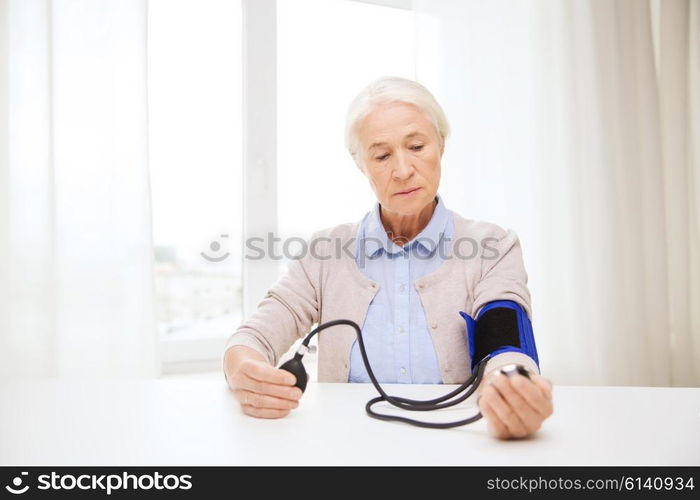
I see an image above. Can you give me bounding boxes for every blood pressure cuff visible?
[459,300,540,374]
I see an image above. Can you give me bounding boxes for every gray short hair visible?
[344,76,450,167]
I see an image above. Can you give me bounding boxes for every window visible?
[148,0,414,373]
[148,0,243,370]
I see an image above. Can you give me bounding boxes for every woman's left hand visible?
[477,369,554,440]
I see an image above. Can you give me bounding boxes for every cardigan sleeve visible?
[472,226,532,319]
[471,226,540,377]
[223,232,322,372]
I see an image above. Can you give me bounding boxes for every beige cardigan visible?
[224,210,540,383]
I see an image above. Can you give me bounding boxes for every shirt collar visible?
[361,193,449,257]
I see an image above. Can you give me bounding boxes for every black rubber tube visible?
[301,319,492,428]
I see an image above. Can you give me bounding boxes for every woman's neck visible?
[379,198,437,246]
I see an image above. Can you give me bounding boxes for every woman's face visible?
[357,101,443,216]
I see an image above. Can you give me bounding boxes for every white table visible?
[1,379,698,466]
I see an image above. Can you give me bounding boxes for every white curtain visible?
[0,0,158,379]
[415,0,700,387]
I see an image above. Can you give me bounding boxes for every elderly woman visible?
[223,76,553,440]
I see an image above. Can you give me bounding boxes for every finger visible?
[491,374,542,434]
[479,398,510,440]
[241,405,291,419]
[244,361,297,386]
[482,381,529,438]
[475,370,500,401]
[509,374,553,418]
[237,374,303,401]
[234,390,299,410]
[533,375,554,400]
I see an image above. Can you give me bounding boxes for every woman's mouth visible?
[395,187,421,197]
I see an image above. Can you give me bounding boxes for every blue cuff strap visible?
[459,300,540,373]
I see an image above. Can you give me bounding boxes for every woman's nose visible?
[392,152,414,180]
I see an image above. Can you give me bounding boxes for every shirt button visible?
[399,284,405,292]
[400,367,406,374]
[399,326,405,333]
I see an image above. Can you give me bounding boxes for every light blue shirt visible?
[349,193,454,384]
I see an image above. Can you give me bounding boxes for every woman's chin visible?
[386,194,432,215]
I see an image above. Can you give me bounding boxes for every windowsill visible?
[159,311,242,342]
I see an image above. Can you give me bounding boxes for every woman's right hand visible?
[224,346,303,419]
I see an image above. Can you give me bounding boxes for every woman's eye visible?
[375,145,422,161]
